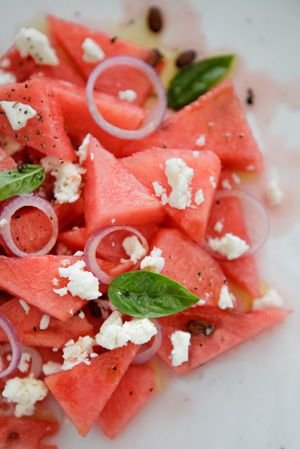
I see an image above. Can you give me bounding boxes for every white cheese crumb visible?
[61,259,71,267]
[192,150,200,157]
[111,218,116,224]
[164,158,194,210]
[57,260,101,301]
[170,331,191,367]
[90,352,98,359]
[0,58,11,68]
[118,89,137,103]
[39,314,50,330]
[74,250,84,257]
[0,218,8,228]
[122,235,146,264]
[253,289,284,310]
[19,299,30,315]
[196,298,206,306]
[0,70,16,85]
[52,347,58,352]
[2,377,48,417]
[90,153,95,161]
[123,318,157,345]
[232,173,241,184]
[152,181,166,198]
[18,353,31,373]
[208,233,250,260]
[78,311,85,319]
[194,188,205,205]
[15,27,58,65]
[0,101,37,131]
[218,284,235,310]
[81,37,105,63]
[246,164,255,172]
[41,156,85,204]
[53,286,68,297]
[221,179,232,190]
[77,134,91,164]
[140,247,165,273]
[62,335,95,371]
[213,221,224,233]
[209,176,217,189]
[195,134,206,147]
[42,361,61,376]
[265,179,284,207]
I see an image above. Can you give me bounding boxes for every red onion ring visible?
[204,189,271,260]
[86,56,167,140]
[84,225,149,284]
[0,314,22,379]
[0,194,58,257]
[132,321,162,365]
[0,344,42,378]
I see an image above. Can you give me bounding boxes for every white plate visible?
[1,1,300,448]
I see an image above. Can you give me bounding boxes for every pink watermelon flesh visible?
[84,137,165,235]
[122,82,264,172]
[0,147,17,170]
[0,47,36,82]
[0,79,76,161]
[54,198,84,231]
[47,16,158,105]
[0,255,86,321]
[0,298,93,348]
[98,364,155,438]
[122,148,221,244]
[151,228,226,306]
[45,343,138,436]
[158,306,289,374]
[206,189,261,297]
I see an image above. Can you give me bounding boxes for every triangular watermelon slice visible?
[47,16,158,105]
[0,298,93,348]
[122,82,263,172]
[151,228,226,306]
[122,148,221,244]
[206,186,261,297]
[0,416,58,449]
[0,79,76,160]
[158,306,288,374]
[98,364,155,438]
[0,146,16,170]
[45,343,138,436]
[0,255,86,321]
[84,137,165,234]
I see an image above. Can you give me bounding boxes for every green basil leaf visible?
[167,54,236,110]
[108,271,200,318]
[0,164,45,201]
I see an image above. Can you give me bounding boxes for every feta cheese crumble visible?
[2,377,48,417]
[74,250,84,257]
[82,38,105,63]
[0,70,16,85]
[42,361,61,376]
[62,336,95,371]
[140,247,165,273]
[39,314,50,330]
[209,176,217,189]
[214,221,224,233]
[218,284,235,310]
[118,89,137,103]
[265,179,284,207]
[152,181,168,204]
[56,260,101,301]
[195,134,206,147]
[78,311,85,319]
[0,58,11,68]
[194,188,205,205]
[208,233,250,260]
[18,353,31,373]
[15,27,58,65]
[232,173,241,184]
[192,150,200,157]
[19,299,30,314]
[164,158,194,210]
[253,289,284,310]
[0,101,37,130]
[122,235,146,263]
[221,179,232,190]
[77,134,91,164]
[41,156,85,204]
[170,331,191,367]
[0,218,8,228]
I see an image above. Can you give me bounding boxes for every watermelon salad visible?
[0,7,288,448]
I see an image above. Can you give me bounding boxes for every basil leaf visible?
[108,271,199,318]
[167,54,235,110]
[0,164,45,201]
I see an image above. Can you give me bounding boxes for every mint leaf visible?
[108,271,199,318]
[0,164,45,201]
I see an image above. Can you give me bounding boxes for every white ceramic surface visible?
[1,1,300,448]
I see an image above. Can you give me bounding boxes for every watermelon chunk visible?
[151,228,226,306]
[206,189,261,297]
[0,147,17,170]
[158,306,288,374]
[0,416,58,449]
[45,343,138,436]
[84,137,165,235]
[0,79,76,161]
[122,82,263,172]
[47,16,158,105]
[0,255,85,321]
[123,148,221,244]
[0,298,93,348]
[54,198,84,231]
[0,47,36,82]
[98,364,155,438]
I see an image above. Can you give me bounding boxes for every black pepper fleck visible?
[246,88,255,106]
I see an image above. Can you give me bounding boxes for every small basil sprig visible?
[108,271,200,318]
[0,164,45,201]
[167,54,235,110]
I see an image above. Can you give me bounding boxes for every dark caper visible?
[186,319,215,337]
[175,50,197,68]
[147,6,163,33]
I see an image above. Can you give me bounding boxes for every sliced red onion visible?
[0,194,58,257]
[22,345,43,378]
[86,56,167,140]
[0,314,22,379]
[84,225,149,284]
[133,321,162,365]
[205,189,270,259]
